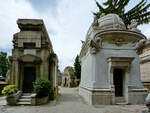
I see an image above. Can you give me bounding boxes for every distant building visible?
[61,66,76,88]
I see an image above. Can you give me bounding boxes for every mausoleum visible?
[8,19,58,99]
[79,14,148,105]
[140,40,150,90]
[61,66,76,88]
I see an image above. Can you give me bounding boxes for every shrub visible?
[33,77,52,98]
[75,79,80,86]
[1,85,18,96]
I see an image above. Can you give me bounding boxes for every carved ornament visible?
[88,38,100,54]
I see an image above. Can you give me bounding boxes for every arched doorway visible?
[113,68,124,97]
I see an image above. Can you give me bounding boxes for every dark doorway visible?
[65,78,67,87]
[113,68,123,97]
[23,67,36,93]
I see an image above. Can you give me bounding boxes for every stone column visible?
[125,71,129,103]
[11,58,19,88]
[14,60,19,88]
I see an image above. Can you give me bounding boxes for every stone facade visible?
[8,19,58,99]
[79,14,148,105]
[61,66,76,88]
[140,40,150,91]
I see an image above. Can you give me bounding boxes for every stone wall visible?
[140,41,150,91]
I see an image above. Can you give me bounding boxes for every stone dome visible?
[64,66,74,76]
[97,14,126,30]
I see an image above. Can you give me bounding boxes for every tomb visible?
[140,40,150,91]
[79,14,148,105]
[8,19,58,99]
[61,66,76,88]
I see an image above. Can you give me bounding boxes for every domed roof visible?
[97,13,126,30]
[64,66,74,76]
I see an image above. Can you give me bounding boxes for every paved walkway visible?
[0,87,148,113]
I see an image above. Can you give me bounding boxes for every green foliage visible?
[74,55,81,79]
[33,77,52,98]
[2,85,18,96]
[75,79,80,86]
[0,52,9,77]
[94,0,150,26]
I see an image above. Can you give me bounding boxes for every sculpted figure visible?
[128,19,138,29]
[128,19,141,32]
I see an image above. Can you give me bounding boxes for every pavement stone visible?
[0,87,148,113]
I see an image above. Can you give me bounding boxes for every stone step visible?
[22,93,32,96]
[18,98,31,102]
[116,102,128,105]
[115,97,125,103]
[21,96,31,99]
[16,93,32,105]
[16,102,31,105]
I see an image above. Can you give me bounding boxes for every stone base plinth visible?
[128,88,148,104]
[142,82,150,91]
[79,86,148,105]
[79,86,115,105]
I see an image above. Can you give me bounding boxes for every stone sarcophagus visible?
[79,14,148,105]
[9,19,58,98]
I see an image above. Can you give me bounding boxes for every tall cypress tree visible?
[74,55,81,79]
[94,0,150,27]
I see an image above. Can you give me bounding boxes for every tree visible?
[74,55,81,79]
[94,0,150,27]
[0,52,9,77]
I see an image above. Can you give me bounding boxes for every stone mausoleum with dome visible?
[79,14,148,105]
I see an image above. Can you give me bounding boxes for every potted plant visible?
[32,77,52,105]
[1,85,21,105]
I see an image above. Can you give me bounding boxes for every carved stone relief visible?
[88,38,101,54]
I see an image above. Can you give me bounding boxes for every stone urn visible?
[6,91,22,105]
[145,93,150,112]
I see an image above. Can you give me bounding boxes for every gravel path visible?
[0,87,148,113]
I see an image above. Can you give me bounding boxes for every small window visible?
[23,43,35,49]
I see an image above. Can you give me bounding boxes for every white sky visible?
[0,0,150,72]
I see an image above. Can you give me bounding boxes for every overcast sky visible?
[0,0,150,72]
